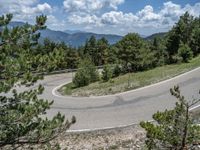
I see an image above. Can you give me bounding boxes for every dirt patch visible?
[56,125,146,150]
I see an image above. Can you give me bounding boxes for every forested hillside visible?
[26,12,199,74]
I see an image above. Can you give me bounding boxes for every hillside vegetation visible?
[59,55,200,96]
[58,12,200,96]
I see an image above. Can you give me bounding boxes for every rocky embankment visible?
[57,125,146,150]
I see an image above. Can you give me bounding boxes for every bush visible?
[178,43,193,63]
[73,58,99,87]
[102,65,113,82]
[73,69,90,87]
[112,64,121,77]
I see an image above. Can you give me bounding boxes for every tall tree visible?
[190,17,200,56]
[0,14,75,149]
[177,12,194,44]
[116,33,154,72]
[166,12,194,63]
[116,33,144,71]
[83,36,98,65]
[150,37,166,66]
[96,37,109,65]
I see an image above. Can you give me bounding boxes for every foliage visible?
[73,58,99,87]
[150,37,166,66]
[61,54,200,96]
[102,65,113,82]
[166,12,199,63]
[116,33,156,72]
[190,21,200,56]
[9,12,199,75]
[135,45,156,71]
[34,40,79,70]
[140,86,200,150]
[0,14,75,149]
[96,37,109,65]
[82,36,109,66]
[178,43,193,63]
[112,64,121,77]
[116,33,144,72]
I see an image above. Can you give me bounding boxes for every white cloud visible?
[68,14,101,26]
[0,0,52,22]
[47,15,65,30]
[137,5,161,22]
[108,0,125,10]
[160,1,183,23]
[35,3,52,13]
[0,0,200,35]
[63,0,124,13]
[101,11,138,25]
[66,1,200,34]
[183,3,200,17]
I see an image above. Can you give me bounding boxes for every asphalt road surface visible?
[22,68,200,131]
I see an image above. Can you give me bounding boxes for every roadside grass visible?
[58,55,200,97]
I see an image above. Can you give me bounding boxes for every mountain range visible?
[7,21,165,47]
[144,32,167,40]
[8,22,123,47]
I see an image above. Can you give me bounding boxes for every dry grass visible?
[59,55,200,96]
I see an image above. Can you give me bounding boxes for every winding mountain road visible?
[33,67,200,131]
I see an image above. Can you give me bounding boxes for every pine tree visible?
[116,33,154,72]
[190,17,200,56]
[0,14,75,149]
[151,37,166,66]
[116,33,144,72]
[140,86,200,150]
[166,12,194,63]
[96,37,109,66]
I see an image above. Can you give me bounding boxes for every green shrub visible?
[102,65,113,82]
[178,43,193,63]
[73,69,90,87]
[112,64,121,77]
[73,58,99,87]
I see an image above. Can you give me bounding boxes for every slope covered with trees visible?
[71,12,200,88]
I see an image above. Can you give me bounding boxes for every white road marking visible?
[50,67,200,132]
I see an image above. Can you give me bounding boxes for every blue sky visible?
[0,0,200,35]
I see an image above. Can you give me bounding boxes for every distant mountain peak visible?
[144,32,167,40]
[63,30,85,34]
[8,21,166,46]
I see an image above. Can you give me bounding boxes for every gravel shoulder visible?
[57,125,146,150]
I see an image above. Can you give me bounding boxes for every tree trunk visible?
[180,105,189,150]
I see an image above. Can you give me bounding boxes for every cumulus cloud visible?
[1,0,200,35]
[160,1,183,23]
[183,3,200,17]
[63,0,124,13]
[67,1,200,32]
[101,11,138,25]
[35,3,52,13]
[47,15,65,30]
[68,14,101,27]
[137,5,161,22]
[0,0,52,21]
